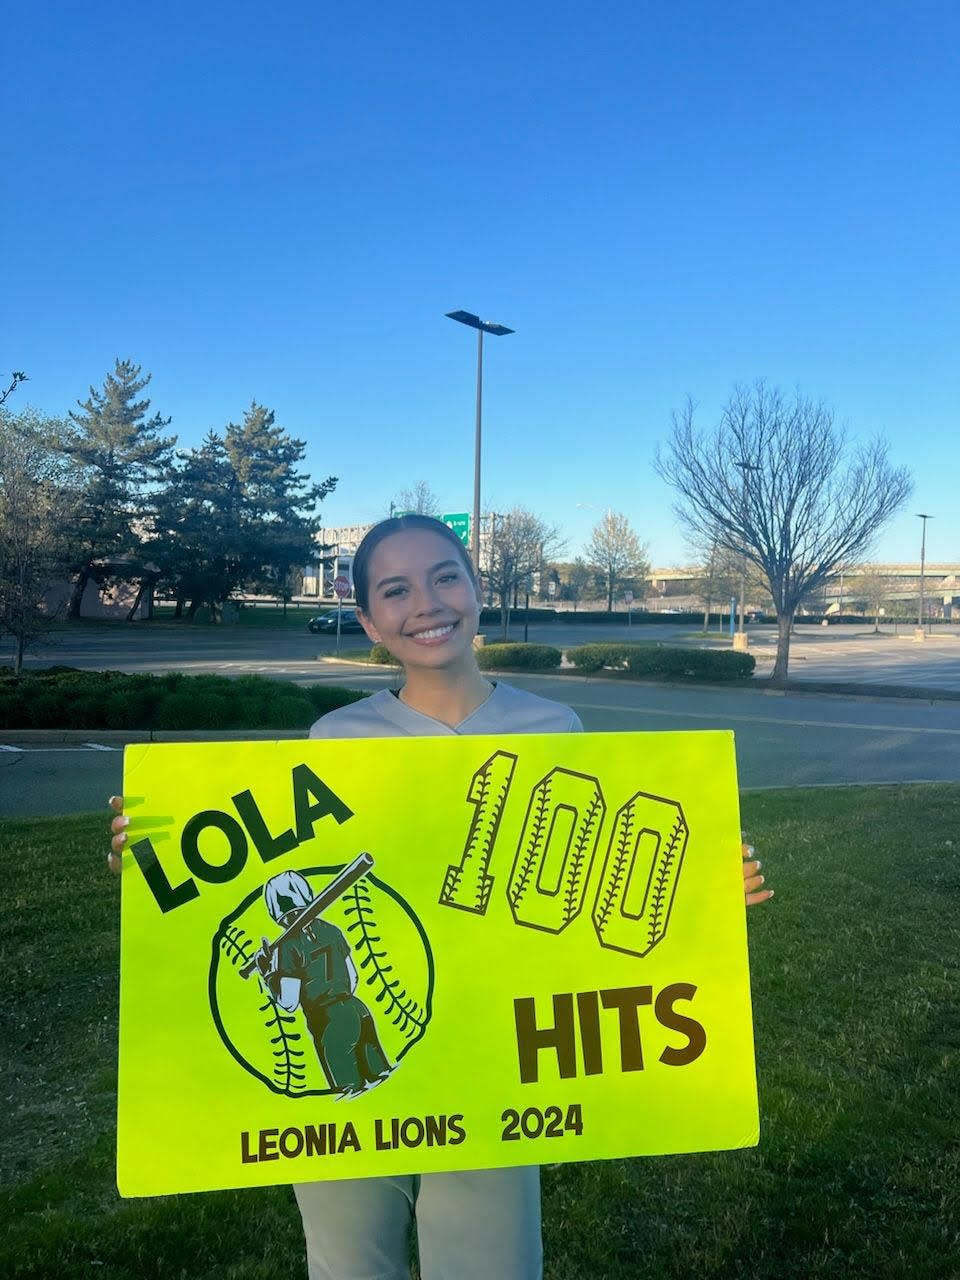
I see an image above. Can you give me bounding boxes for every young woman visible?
[110,514,771,1280]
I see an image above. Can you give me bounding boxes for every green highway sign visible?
[442,512,470,546]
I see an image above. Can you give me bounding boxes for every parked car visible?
[307,608,366,634]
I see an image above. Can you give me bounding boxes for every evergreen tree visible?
[60,360,175,617]
[223,402,336,607]
[152,404,336,619]
[151,433,243,619]
[0,371,27,406]
[0,407,78,670]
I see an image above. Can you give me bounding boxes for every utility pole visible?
[916,512,933,637]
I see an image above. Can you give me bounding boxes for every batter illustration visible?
[248,859,394,1097]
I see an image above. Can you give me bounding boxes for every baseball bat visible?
[239,852,375,979]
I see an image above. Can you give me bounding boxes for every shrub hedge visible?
[0,668,367,730]
[566,643,755,682]
[551,609,706,625]
[367,643,401,665]
[478,606,559,625]
[627,646,755,681]
[475,643,563,671]
[479,608,710,626]
[566,643,649,672]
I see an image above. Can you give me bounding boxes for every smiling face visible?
[356,528,482,673]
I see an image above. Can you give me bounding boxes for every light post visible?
[917,512,933,635]
[733,459,760,645]
[446,310,515,574]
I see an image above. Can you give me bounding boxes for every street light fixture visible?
[733,459,760,638]
[917,512,933,631]
[446,310,515,572]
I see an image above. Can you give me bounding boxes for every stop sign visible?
[333,575,351,599]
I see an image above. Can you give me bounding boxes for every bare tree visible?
[843,567,900,632]
[393,481,440,517]
[0,408,77,672]
[485,507,565,639]
[550,557,596,610]
[584,510,649,612]
[687,540,742,630]
[656,382,912,684]
[544,558,595,609]
[567,557,594,611]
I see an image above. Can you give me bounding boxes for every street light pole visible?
[473,327,483,572]
[917,512,933,631]
[446,310,515,574]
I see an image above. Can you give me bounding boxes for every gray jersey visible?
[299,679,565,1271]
[309,681,582,740]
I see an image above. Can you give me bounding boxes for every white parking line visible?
[0,745,24,753]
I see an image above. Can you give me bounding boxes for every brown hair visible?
[351,515,476,612]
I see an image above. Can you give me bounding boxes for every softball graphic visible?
[210,864,434,1098]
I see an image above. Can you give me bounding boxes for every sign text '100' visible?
[439,751,690,959]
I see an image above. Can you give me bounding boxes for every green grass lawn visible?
[2,786,958,1279]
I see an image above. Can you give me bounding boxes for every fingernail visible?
[754,858,761,870]
[746,845,755,856]
[118,816,129,828]
[116,832,127,845]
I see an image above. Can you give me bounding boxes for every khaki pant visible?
[294,1166,542,1280]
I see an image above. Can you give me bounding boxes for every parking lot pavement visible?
[4,673,960,818]
[742,628,960,691]
[3,621,959,818]
[6,621,958,692]
[171,629,958,695]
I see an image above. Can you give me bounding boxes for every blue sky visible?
[3,0,957,568]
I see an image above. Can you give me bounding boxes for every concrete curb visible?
[314,657,396,669]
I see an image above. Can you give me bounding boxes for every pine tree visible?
[151,433,243,619]
[152,404,336,619]
[0,408,78,670]
[224,403,336,609]
[60,360,175,617]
